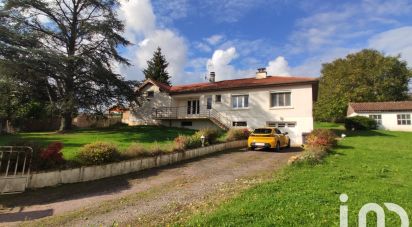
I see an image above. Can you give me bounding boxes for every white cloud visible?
[119,0,155,36]
[205,35,224,45]
[134,29,187,81]
[266,56,291,76]
[368,26,412,65]
[207,47,238,81]
[117,0,189,84]
[289,0,412,54]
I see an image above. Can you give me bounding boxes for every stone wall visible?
[27,140,247,189]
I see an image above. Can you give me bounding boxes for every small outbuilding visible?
[347,101,412,131]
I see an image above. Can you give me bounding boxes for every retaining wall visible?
[28,140,247,189]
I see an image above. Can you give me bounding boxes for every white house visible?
[347,101,412,131]
[123,69,319,145]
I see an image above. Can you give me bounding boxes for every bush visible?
[195,128,222,145]
[39,142,65,169]
[121,143,150,159]
[290,129,337,165]
[306,129,337,149]
[344,116,377,130]
[226,128,250,142]
[77,142,120,165]
[187,134,202,149]
[173,135,190,151]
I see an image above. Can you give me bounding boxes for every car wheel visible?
[275,142,280,152]
[248,147,255,151]
[286,139,291,149]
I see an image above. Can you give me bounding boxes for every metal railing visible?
[0,146,33,194]
[153,106,231,129]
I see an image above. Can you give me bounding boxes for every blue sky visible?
[117,0,412,85]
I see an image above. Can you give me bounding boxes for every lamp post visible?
[200,135,205,147]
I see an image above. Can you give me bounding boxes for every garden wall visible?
[28,140,247,189]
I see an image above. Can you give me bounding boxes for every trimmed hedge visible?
[344,116,377,130]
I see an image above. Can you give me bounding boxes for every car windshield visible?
[253,128,272,134]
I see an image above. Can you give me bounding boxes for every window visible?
[397,114,411,125]
[275,129,282,134]
[253,128,272,134]
[147,91,154,98]
[215,95,222,103]
[270,92,291,107]
[232,121,247,127]
[369,115,382,125]
[267,121,296,128]
[232,95,249,109]
[277,123,286,128]
[181,121,192,126]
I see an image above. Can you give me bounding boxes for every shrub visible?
[226,128,250,142]
[121,143,150,159]
[173,135,190,151]
[290,129,337,165]
[150,141,164,155]
[77,142,120,165]
[305,129,337,149]
[39,142,65,169]
[344,116,377,130]
[187,134,202,149]
[195,128,222,145]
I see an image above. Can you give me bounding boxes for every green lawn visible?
[183,130,412,226]
[315,121,345,130]
[0,125,195,160]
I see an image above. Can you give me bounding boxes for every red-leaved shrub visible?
[39,142,65,169]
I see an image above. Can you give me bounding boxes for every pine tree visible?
[143,47,171,85]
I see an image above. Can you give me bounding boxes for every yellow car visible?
[248,127,291,152]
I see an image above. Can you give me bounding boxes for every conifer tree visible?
[143,47,171,85]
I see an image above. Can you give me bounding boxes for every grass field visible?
[183,129,412,226]
[0,126,195,160]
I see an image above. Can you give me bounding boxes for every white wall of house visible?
[171,84,314,145]
[349,112,412,131]
[124,82,315,145]
[122,83,172,126]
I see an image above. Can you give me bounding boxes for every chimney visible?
[256,68,267,79]
[209,72,216,83]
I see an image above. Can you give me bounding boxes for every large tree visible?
[0,0,135,131]
[315,49,412,122]
[143,47,171,85]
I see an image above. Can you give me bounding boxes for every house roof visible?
[158,76,318,94]
[349,101,412,113]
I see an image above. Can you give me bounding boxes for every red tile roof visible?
[166,76,318,94]
[349,101,412,113]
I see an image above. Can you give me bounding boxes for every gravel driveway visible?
[0,147,300,226]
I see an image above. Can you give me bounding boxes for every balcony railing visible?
[153,106,231,130]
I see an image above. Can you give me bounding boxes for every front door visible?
[206,96,212,110]
[187,100,200,115]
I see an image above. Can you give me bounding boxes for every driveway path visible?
[0,147,300,226]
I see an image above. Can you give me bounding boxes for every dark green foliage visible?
[344,116,378,130]
[0,0,135,131]
[315,49,412,122]
[143,47,171,85]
